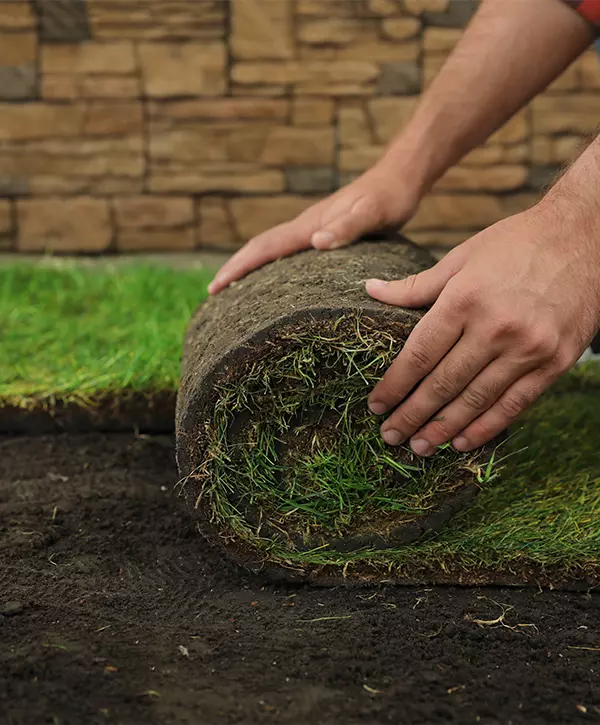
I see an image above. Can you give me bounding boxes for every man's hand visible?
[366,202,600,456]
[208,160,420,295]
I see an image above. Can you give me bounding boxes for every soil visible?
[2,432,600,725]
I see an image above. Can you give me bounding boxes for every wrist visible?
[378,133,440,200]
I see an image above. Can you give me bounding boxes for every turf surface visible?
[0,263,212,406]
[1,262,599,584]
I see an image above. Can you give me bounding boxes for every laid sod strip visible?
[176,238,502,583]
[0,262,213,408]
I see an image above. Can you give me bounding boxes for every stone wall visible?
[0,0,599,253]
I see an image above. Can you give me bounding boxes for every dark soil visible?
[0,392,175,435]
[2,433,600,725]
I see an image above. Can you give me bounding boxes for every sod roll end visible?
[176,238,499,583]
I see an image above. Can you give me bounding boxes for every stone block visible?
[82,101,143,136]
[339,103,374,148]
[531,135,585,165]
[296,1,364,17]
[260,126,335,165]
[32,0,91,42]
[526,165,560,191]
[114,196,194,229]
[197,197,241,250]
[423,27,462,51]
[381,18,420,40]
[434,165,528,192]
[79,76,140,98]
[149,165,285,194]
[149,98,289,123]
[531,94,600,134]
[117,228,196,251]
[89,0,226,40]
[376,62,420,94]
[404,0,450,15]
[0,103,84,140]
[42,41,137,74]
[285,166,336,193]
[0,2,36,31]
[232,60,379,95]
[139,41,226,97]
[579,50,600,90]
[0,31,36,65]
[292,98,335,126]
[0,65,37,100]
[367,0,404,15]
[423,0,478,27]
[18,197,112,252]
[229,195,322,240]
[369,96,418,143]
[232,0,294,59]
[405,193,506,231]
[298,17,362,45]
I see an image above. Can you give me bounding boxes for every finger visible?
[408,356,537,455]
[377,332,492,448]
[311,194,383,250]
[452,369,555,452]
[208,219,312,295]
[365,246,469,309]
[368,304,463,417]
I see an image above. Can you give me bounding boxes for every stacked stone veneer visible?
[0,0,599,253]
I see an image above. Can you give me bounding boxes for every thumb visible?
[311,195,383,251]
[365,251,465,308]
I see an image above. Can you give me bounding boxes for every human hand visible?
[365,202,600,455]
[208,159,421,295]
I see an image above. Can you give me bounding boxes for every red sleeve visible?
[562,0,600,34]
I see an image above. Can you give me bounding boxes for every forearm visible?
[386,0,593,194]
[537,133,600,271]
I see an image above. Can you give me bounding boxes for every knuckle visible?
[430,373,458,400]
[521,330,559,360]
[393,406,423,432]
[426,418,454,440]
[355,194,385,226]
[498,391,529,419]
[405,344,432,373]
[460,384,491,411]
[445,280,479,311]
[491,316,520,338]
[553,347,578,374]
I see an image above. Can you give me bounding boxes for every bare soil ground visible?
[2,433,599,725]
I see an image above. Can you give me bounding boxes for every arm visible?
[366,135,600,455]
[209,0,593,294]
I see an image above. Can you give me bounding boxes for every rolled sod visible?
[175,238,502,584]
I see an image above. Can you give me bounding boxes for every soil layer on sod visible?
[2,433,600,725]
[177,238,600,586]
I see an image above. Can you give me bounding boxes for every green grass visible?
[1,262,599,583]
[284,387,600,579]
[0,262,213,406]
[199,316,497,551]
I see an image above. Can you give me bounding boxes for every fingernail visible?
[312,231,336,248]
[368,399,388,415]
[453,436,469,452]
[366,278,388,290]
[411,438,433,457]
[382,429,402,446]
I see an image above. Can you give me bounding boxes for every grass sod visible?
[191,308,600,582]
[1,262,600,584]
[0,262,213,406]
